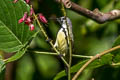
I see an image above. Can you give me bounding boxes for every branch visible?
[72,45,120,80]
[111,62,120,66]
[56,0,120,23]
[71,2,120,23]
[60,2,72,80]
[32,51,93,59]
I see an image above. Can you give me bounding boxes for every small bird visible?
[54,16,74,57]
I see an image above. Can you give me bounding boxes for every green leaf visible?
[0,21,23,52]
[111,36,120,63]
[35,54,60,79]
[5,47,27,63]
[0,59,5,73]
[0,69,5,80]
[0,59,5,80]
[53,60,87,80]
[54,54,113,80]
[16,55,35,80]
[4,31,39,63]
[0,0,34,53]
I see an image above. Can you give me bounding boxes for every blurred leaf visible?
[0,0,35,53]
[54,60,87,80]
[0,69,5,80]
[78,0,93,9]
[87,37,113,55]
[78,69,93,80]
[0,59,5,80]
[0,59,5,73]
[96,0,111,9]
[103,22,118,37]
[54,54,112,80]
[111,36,120,63]
[88,54,112,68]
[114,0,120,9]
[35,36,50,50]
[35,54,60,79]
[0,51,4,59]
[48,21,59,39]
[16,55,35,80]
[101,0,114,12]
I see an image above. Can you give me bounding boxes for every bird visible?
[54,16,74,58]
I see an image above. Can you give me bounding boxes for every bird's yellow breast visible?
[56,30,68,54]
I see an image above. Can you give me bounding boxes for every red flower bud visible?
[25,0,30,3]
[18,12,28,23]
[38,13,48,24]
[22,12,28,21]
[29,24,34,31]
[18,18,24,23]
[25,17,32,25]
[30,7,34,16]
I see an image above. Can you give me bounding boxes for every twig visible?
[32,51,93,58]
[111,62,120,66]
[72,45,120,80]
[60,1,73,80]
[72,54,93,58]
[32,12,69,67]
[56,0,120,23]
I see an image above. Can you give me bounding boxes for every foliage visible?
[0,0,120,80]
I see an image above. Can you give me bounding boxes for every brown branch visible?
[56,0,72,8]
[71,2,120,23]
[56,0,120,23]
[72,45,120,80]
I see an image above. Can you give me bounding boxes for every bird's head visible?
[57,17,72,28]
[57,17,66,25]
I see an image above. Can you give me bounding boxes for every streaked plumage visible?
[54,17,73,56]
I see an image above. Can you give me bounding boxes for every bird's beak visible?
[56,18,62,24]
[49,18,57,20]
[48,17,62,24]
